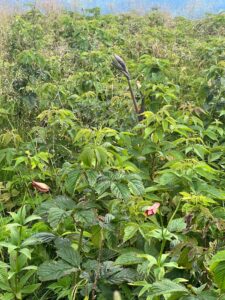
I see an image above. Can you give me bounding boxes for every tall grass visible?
[0,1,17,55]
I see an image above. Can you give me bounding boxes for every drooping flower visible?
[32,181,50,193]
[145,202,160,216]
[112,54,130,79]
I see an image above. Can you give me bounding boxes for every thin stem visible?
[167,199,181,227]
[158,212,166,268]
[127,79,139,116]
[74,227,84,285]
[91,230,103,300]
[158,200,181,267]
[78,228,84,253]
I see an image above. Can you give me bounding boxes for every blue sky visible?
[9,0,225,17]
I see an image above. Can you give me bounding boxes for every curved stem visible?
[127,79,139,116]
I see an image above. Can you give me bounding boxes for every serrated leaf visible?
[86,170,98,187]
[128,177,145,196]
[38,260,76,281]
[64,170,81,195]
[149,279,188,296]
[111,182,130,200]
[54,196,76,210]
[57,246,81,267]
[109,268,137,284]
[48,207,71,228]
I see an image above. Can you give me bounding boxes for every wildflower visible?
[145,202,160,216]
[32,181,50,193]
[112,54,130,79]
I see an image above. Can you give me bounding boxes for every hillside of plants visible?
[0,7,225,300]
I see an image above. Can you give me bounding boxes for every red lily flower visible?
[145,202,160,216]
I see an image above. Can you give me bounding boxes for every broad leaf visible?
[38,260,77,281]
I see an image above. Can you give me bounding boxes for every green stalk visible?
[158,200,181,267]
[74,227,84,285]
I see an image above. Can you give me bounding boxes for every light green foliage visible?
[0,6,225,300]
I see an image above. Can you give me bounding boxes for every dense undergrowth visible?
[0,7,225,300]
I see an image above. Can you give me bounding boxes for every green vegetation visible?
[0,7,225,300]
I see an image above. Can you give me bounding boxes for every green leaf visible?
[95,146,108,166]
[80,146,95,167]
[57,246,81,267]
[19,248,32,260]
[54,196,76,210]
[86,170,98,187]
[167,218,186,233]
[111,182,130,200]
[64,170,81,195]
[109,268,137,284]
[21,283,41,294]
[38,260,76,281]
[0,293,14,300]
[115,251,144,266]
[123,223,139,243]
[19,269,37,288]
[48,207,71,228]
[96,180,111,195]
[22,233,56,247]
[91,225,103,248]
[24,215,42,224]
[211,261,225,290]
[149,279,188,296]
[127,175,145,196]
[74,209,96,226]
[209,250,225,270]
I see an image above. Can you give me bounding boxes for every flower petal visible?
[145,202,160,216]
[32,181,50,193]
